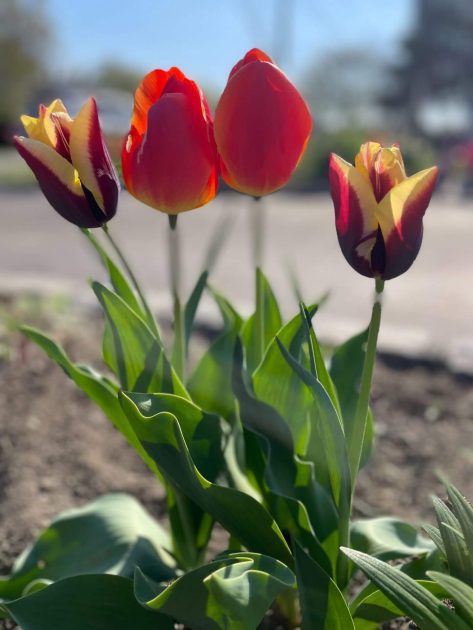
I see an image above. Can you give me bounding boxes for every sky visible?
[45,0,414,90]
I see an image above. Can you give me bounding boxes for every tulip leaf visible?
[252,307,316,454]
[428,572,473,626]
[93,282,187,396]
[433,497,471,582]
[446,486,473,571]
[5,574,171,630]
[19,326,162,479]
[294,541,354,630]
[242,268,282,375]
[0,494,176,602]
[184,270,208,351]
[352,580,448,630]
[135,552,295,629]
[119,392,293,567]
[188,289,243,419]
[342,548,467,630]
[330,328,374,468]
[350,517,435,561]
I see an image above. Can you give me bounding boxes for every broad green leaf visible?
[120,393,293,567]
[136,552,295,629]
[0,494,175,601]
[5,574,171,630]
[93,282,187,396]
[188,289,242,419]
[429,571,473,626]
[350,517,435,560]
[242,268,282,375]
[330,328,374,468]
[423,524,446,556]
[252,307,317,454]
[294,541,354,630]
[342,548,467,630]
[19,326,162,479]
[352,580,448,630]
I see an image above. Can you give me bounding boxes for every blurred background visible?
[2,0,473,190]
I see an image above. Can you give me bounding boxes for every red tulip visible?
[122,67,218,214]
[14,98,119,228]
[214,48,313,196]
[329,142,438,280]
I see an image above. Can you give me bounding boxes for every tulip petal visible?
[14,136,104,228]
[69,98,119,217]
[215,58,312,196]
[21,99,72,157]
[130,67,186,136]
[329,153,379,277]
[228,47,273,79]
[377,166,438,279]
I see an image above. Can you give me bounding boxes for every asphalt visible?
[1,189,473,371]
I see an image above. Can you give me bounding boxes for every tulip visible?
[329,142,438,280]
[214,48,313,197]
[121,67,218,214]
[14,98,119,228]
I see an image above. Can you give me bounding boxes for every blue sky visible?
[46,0,414,90]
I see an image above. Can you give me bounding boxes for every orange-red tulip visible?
[329,142,438,280]
[14,98,119,228]
[214,48,313,196]
[122,67,218,214]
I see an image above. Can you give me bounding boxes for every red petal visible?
[228,48,274,79]
[215,58,312,196]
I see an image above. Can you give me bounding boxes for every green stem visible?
[249,196,264,269]
[168,215,185,380]
[101,225,160,338]
[348,278,385,485]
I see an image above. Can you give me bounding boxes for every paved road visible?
[1,189,473,370]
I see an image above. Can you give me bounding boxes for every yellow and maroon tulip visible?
[329,142,438,280]
[14,98,119,228]
[214,48,313,197]
[121,67,218,214]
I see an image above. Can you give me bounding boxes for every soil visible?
[1,296,472,629]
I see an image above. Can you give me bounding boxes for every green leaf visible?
[120,392,293,567]
[429,571,473,626]
[184,270,208,351]
[447,486,473,571]
[350,517,435,560]
[19,326,162,479]
[342,547,467,630]
[352,580,448,630]
[294,541,354,630]
[0,494,176,601]
[5,574,171,630]
[136,552,295,630]
[242,268,282,375]
[330,328,374,468]
[252,307,317,454]
[93,282,187,396]
[188,289,242,419]
[433,497,471,582]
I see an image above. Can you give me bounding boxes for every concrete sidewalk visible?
[1,189,473,371]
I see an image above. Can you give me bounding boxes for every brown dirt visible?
[1,298,472,629]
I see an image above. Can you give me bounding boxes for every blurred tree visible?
[383,0,473,137]
[94,62,143,94]
[0,0,50,142]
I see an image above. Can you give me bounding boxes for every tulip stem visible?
[348,278,384,485]
[250,196,265,268]
[168,215,186,381]
[100,225,160,339]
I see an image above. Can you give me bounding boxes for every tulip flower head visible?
[14,98,119,228]
[329,142,438,280]
[122,67,218,214]
[214,48,313,197]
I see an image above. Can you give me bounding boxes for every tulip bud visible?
[214,48,313,197]
[329,142,438,280]
[14,98,119,228]
[121,67,218,214]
